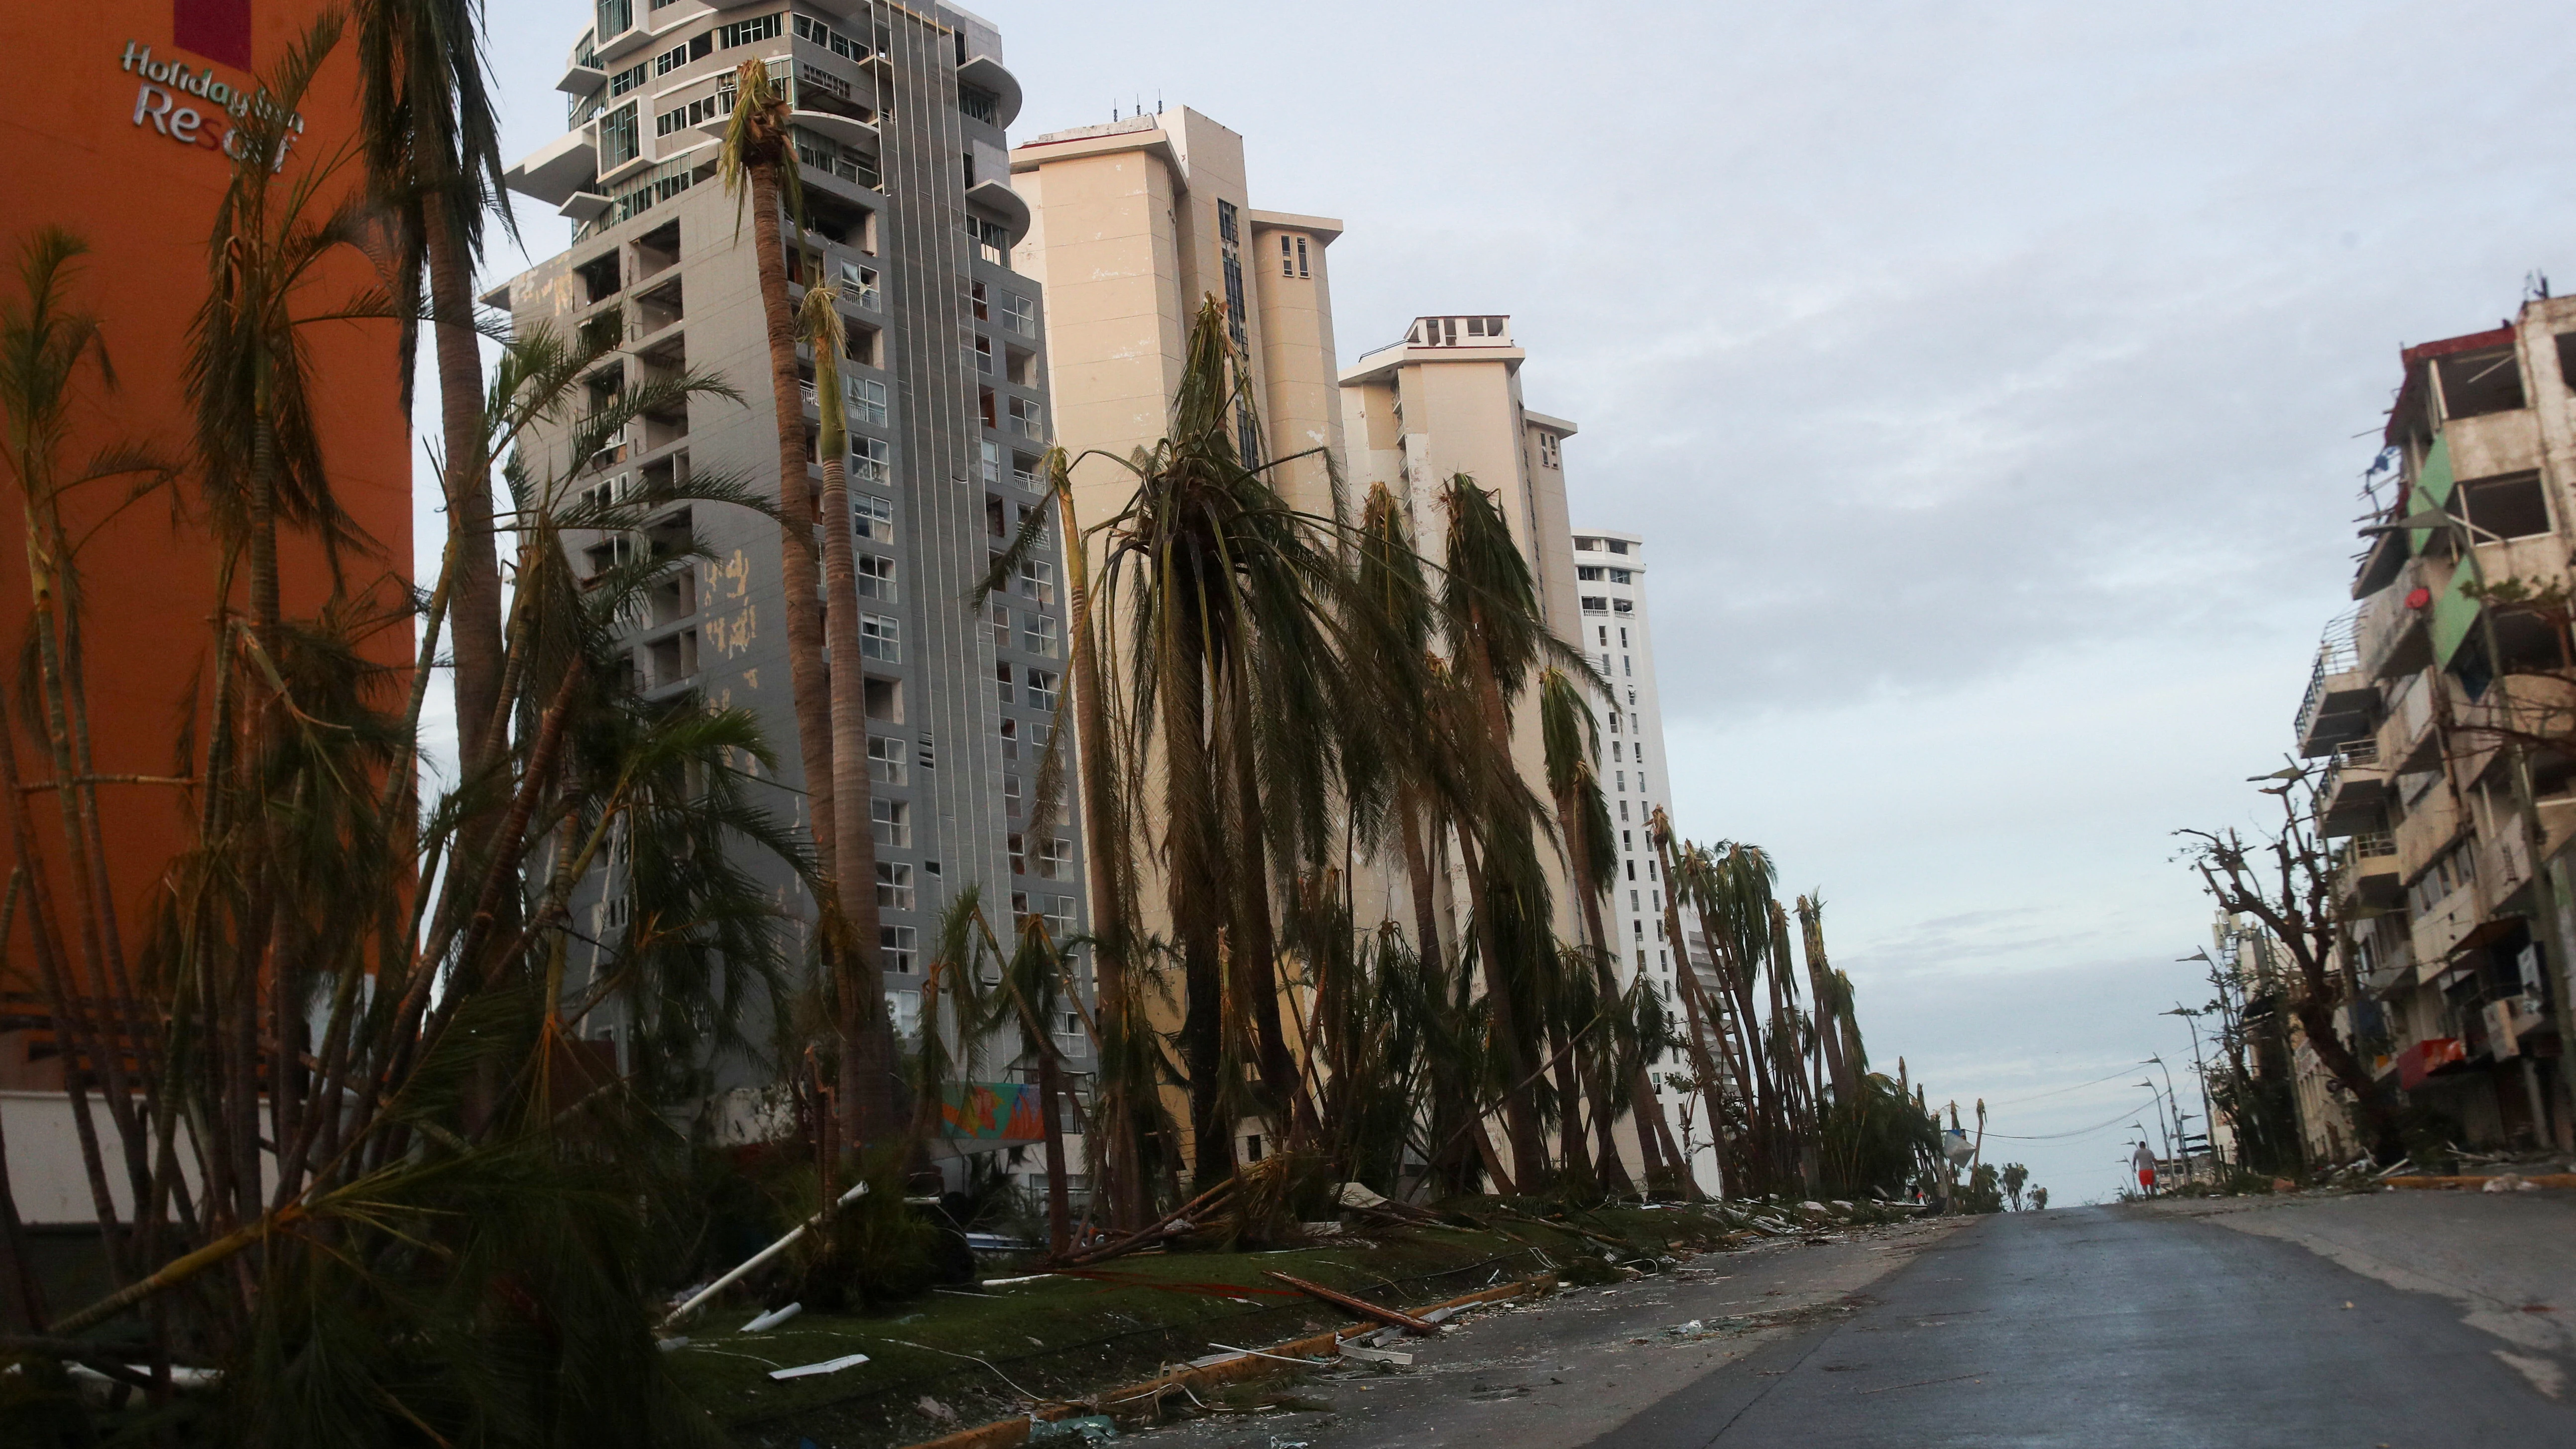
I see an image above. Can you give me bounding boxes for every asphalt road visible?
[1129,1193,2576,1449]
[1602,1200,2576,1448]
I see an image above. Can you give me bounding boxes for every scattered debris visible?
[916,1394,957,1423]
[1026,1413,1118,1443]
[2484,1173,2542,1194]
[741,1303,802,1333]
[767,1352,870,1381]
[1339,1343,1415,1366]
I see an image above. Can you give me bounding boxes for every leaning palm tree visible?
[1539,667,1692,1195]
[1436,473,1583,1185]
[1648,813,1746,1191]
[723,60,895,1148]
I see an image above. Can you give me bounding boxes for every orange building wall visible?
[0,1,411,1086]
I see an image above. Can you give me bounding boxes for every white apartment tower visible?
[1570,531,1699,1144]
[496,2,1088,1197]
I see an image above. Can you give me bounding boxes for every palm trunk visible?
[1223,651,1313,1143]
[424,193,504,777]
[1451,827,1545,1184]
[1399,793,1478,1196]
[1165,616,1232,1191]
[1054,477,1143,1229]
[1038,1036,1072,1257]
[1544,1007,1593,1188]
[815,377,897,1155]
[746,155,851,1133]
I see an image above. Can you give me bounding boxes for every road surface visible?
[1129,1191,2576,1449]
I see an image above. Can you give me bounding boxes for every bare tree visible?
[2179,776,2403,1163]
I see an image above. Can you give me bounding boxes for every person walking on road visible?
[2133,1141,2159,1196]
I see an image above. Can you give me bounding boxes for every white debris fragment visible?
[768,1352,870,1380]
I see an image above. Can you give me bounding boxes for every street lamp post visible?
[2145,1054,2187,1178]
[2164,999,2221,1171]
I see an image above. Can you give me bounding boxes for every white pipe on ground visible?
[659,1181,868,1330]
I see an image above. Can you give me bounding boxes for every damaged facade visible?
[2298,304,2576,1157]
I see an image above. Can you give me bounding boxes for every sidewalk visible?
[2139,1186,2576,1396]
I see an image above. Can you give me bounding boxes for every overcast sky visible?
[453,0,2576,1200]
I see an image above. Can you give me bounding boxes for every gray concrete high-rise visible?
[498,1,1087,1183]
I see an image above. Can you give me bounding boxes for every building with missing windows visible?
[496,1,1089,1196]
[2289,305,2576,1160]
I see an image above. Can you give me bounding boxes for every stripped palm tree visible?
[1538,667,1689,1195]
[2,57,809,1418]
[1797,895,1857,1105]
[1648,814,1747,1192]
[0,227,180,1301]
[986,298,1345,1189]
[350,0,516,774]
[797,286,901,1156]
[722,61,896,1153]
[1435,473,1591,1187]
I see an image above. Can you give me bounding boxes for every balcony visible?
[957,55,1025,128]
[2335,829,2401,908]
[2375,668,2443,776]
[2317,740,2389,837]
[2356,559,2435,682]
[2294,612,2376,757]
[505,128,600,208]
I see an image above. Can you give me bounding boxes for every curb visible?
[900,1273,1558,1449]
[2380,1173,2576,1191]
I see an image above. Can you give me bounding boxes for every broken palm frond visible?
[1262,1271,1440,1335]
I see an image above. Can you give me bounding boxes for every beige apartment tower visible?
[1011,106,1351,1170]
[1341,316,1587,945]
[1011,107,1347,523]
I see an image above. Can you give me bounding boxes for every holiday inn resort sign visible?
[117,38,307,166]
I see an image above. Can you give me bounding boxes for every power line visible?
[1983,1065,2155,1110]
[1979,1092,2163,1142]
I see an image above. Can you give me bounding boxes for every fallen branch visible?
[1263,1271,1440,1335]
[1051,1176,1235,1268]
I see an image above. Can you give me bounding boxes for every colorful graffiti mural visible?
[939,1083,1045,1141]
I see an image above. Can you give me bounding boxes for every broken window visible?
[2435,346,2527,420]
[2454,472,2551,541]
[864,676,902,722]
